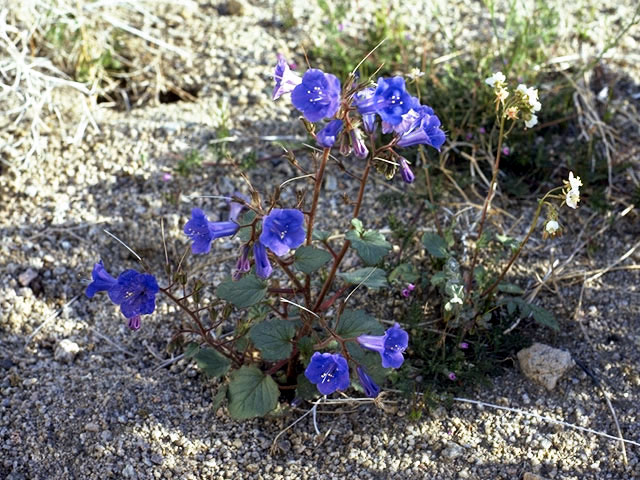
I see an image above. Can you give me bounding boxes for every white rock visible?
[18,268,38,286]
[54,339,80,363]
[517,343,574,390]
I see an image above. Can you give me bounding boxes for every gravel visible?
[1,0,640,479]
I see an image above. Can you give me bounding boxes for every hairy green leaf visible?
[335,309,384,338]
[294,246,332,274]
[422,232,449,258]
[249,319,296,361]
[227,366,279,419]
[338,267,388,289]
[194,348,231,378]
[217,274,267,308]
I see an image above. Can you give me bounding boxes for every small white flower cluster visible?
[485,71,509,103]
[484,72,543,129]
[564,171,582,209]
[515,84,542,128]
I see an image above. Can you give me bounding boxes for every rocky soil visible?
[1,1,639,479]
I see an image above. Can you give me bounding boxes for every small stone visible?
[232,439,242,449]
[441,442,465,460]
[85,422,100,432]
[150,454,164,465]
[523,473,550,480]
[324,173,337,190]
[100,430,112,442]
[517,343,574,390]
[122,464,137,479]
[54,339,80,363]
[18,268,38,287]
[218,0,244,16]
[540,438,552,450]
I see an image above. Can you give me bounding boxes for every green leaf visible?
[295,373,318,401]
[211,385,228,411]
[294,246,332,274]
[422,232,449,258]
[338,267,388,289]
[350,218,364,233]
[388,263,419,284]
[217,274,267,308]
[297,336,315,361]
[335,309,384,338]
[496,233,518,251]
[194,348,231,378]
[227,366,279,419]
[312,229,331,242]
[183,342,200,359]
[346,227,392,265]
[249,319,296,361]
[498,283,524,294]
[528,303,559,331]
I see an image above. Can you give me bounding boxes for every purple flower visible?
[162,172,172,182]
[401,288,410,298]
[356,77,414,126]
[228,192,250,222]
[85,260,117,298]
[381,97,422,134]
[357,323,409,369]
[107,269,159,320]
[355,88,377,134]
[350,128,368,159]
[459,342,469,350]
[502,146,510,156]
[396,110,446,150]
[398,157,415,184]
[184,208,239,255]
[316,119,343,148]
[259,209,305,256]
[272,55,302,100]
[357,366,380,398]
[128,315,141,331]
[291,69,341,122]
[407,283,415,291]
[233,245,251,280]
[448,372,457,381]
[304,352,350,395]
[253,242,273,279]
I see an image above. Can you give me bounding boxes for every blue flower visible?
[398,157,415,183]
[253,242,273,279]
[108,270,159,320]
[316,119,343,148]
[272,55,302,100]
[356,77,413,126]
[184,208,239,254]
[357,323,409,368]
[381,98,422,135]
[86,260,117,298]
[259,208,305,256]
[228,192,250,222]
[291,69,341,122]
[354,87,377,133]
[396,109,446,150]
[356,366,380,398]
[305,352,351,395]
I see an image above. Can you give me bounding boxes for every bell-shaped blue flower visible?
[354,88,377,134]
[233,245,251,280]
[357,323,409,368]
[356,366,380,398]
[316,119,343,148]
[356,77,413,126]
[253,242,273,279]
[259,208,305,257]
[396,111,446,151]
[272,55,302,100]
[305,352,351,395]
[291,69,341,122]
[398,157,415,184]
[86,260,117,298]
[128,315,142,331]
[108,270,159,320]
[184,208,239,255]
[228,192,250,222]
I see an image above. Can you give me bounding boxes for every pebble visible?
[517,343,575,390]
[18,268,38,287]
[85,423,100,433]
[54,339,81,363]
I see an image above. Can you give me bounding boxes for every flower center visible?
[321,363,337,384]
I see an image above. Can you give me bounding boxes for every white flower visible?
[525,114,538,128]
[545,220,560,235]
[485,71,506,87]
[516,84,542,112]
[496,87,509,103]
[568,171,582,191]
[407,68,425,81]
[565,189,580,209]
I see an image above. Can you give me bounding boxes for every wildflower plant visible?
[86,54,445,420]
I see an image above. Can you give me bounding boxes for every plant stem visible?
[306,147,331,246]
[312,155,372,311]
[480,187,562,298]
[467,113,506,297]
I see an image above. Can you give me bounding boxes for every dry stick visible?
[453,397,640,448]
[313,156,373,312]
[467,113,506,296]
[305,147,331,246]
